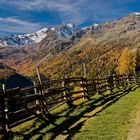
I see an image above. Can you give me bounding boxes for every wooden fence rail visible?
[0,74,140,138]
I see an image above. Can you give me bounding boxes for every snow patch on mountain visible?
[0,23,88,47]
[134,12,140,16]
[0,28,49,47]
[57,23,79,38]
[94,23,99,27]
[25,28,48,43]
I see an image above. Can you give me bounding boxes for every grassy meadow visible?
[10,85,140,140]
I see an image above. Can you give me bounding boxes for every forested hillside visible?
[0,62,32,88]
[1,13,140,79]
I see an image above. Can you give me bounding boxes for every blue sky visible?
[0,0,140,33]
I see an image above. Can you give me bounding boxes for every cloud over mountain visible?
[0,17,42,33]
[0,0,140,33]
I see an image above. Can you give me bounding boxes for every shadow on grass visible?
[12,85,139,140]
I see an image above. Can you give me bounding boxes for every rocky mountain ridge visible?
[0,23,89,47]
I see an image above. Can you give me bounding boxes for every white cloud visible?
[0,0,136,31]
[2,0,88,25]
[6,0,74,11]
[4,0,130,25]
[0,17,42,33]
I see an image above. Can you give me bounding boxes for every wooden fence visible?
[0,74,140,138]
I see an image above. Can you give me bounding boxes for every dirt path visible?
[127,106,140,140]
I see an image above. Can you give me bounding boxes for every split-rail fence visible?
[0,74,140,138]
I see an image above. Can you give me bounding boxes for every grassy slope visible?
[74,87,140,140]
[11,85,140,140]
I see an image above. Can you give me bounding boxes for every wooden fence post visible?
[135,75,139,84]
[129,75,133,84]
[33,81,41,114]
[125,75,128,86]
[36,66,49,115]
[0,87,5,139]
[2,84,9,139]
[123,75,126,86]
[133,75,137,84]
[80,78,89,100]
[64,78,73,106]
[106,77,110,90]
[96,79,100,94]
[128,75,132,85]
[80,80,85,100]
[62,78,67,103]
[116,75,120,88]
[120,75,124,86]
[112,74,117,88]
[83,63,87,78]
[137,75,140,85]
[127,75,130,85]
[122,75,126,86]
[39,82,50,116]
[36,66,42,85]
[107,76,113,91]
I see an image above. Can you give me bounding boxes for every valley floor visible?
[12,85,140,140]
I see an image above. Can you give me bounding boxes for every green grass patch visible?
[73,86,140,140]
[11,85,140,140]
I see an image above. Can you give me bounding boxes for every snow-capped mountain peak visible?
[26,28,48,43]
[93,23,99,27]
[0,23,86,47]
[134,12,140,16]
[67,23,75,28]
[57,23,79,38]
[0,27,49,47]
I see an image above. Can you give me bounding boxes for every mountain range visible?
[0,23,89,47]
[0,12,140,80]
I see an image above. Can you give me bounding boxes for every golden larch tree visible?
[118,48,136,75]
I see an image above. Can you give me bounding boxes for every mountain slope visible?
[27,12,140,78]
[0,23,89,76]
[0,62,32,88]
[1,13,140,79]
